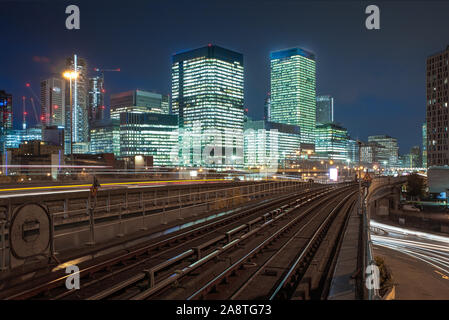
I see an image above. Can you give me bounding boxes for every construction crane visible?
[25,83,41,123]
[29,97,39,124]
[93,67,120,74]
[93,68,120,82]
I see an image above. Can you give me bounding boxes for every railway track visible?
[62,185,356,300]
[1,183,338,300]
[187,192,356,300]
[165,187,357,300]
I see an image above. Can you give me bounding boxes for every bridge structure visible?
[0,176,406,300]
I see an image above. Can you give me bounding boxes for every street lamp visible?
[62,71,78,170]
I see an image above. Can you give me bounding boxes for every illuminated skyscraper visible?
[90,120,120,156]
[88,76,105,126]
[270,48,316,145]
[422,122,427,167]
[110,89,168,120]
[119,112,178,166]
[64,54,89,154]
[0,90,13,155]
[316,95,334,125]
[244,120,300,168]
[40,78,65,127]
[315,123,348,161]
[426,46,449,166]
[264,93,271,121]
[347,139,359,164]
[5,128,42,149]
[172,45,244,168]
[367,135,399,167]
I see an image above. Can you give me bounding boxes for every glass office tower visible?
[270,48,316,145]
[119,112,178,166]
[315,123,349,161]
[64,54,89,154]
[5,128,42,149]
[172,45,244,168]
[90,120,120,156]
[347,139,360,164]
[422,122,427,168]
[110,90,169,120]
[367,135,399,167]
[244,120,301,168]
[88,76,105,125]
[40,78,66,127]
[316,95,334,125]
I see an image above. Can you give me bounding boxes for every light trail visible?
[371,220,449,279]
[0,179,226,193]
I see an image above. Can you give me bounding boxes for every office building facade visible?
[347,139,360,164]
[172,45,244,168]
[64,54,89,154]
[422,122,427,168]
[40,78,66,127]
[264,93,271,121]
[270,47,316,145]
[88,76,105,125]
[314,123,349,161]
[5,128,42,149]
[316,95,334,125]
[0,90,12,154]
[90,120,120,156]
[244,120,301,168]
[426,46,449,166]
[119,112,178,166]
[110,90,168,120]
[367,135,399,167]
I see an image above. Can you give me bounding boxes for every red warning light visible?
[54,105,59,109]
[25,83,30,87]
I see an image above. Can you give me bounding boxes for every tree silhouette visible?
[406,173,425,200]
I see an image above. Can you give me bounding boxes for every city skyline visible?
[2,1,449,154]
[2,1,449,304]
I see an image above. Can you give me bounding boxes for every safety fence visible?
[0,180,315,272]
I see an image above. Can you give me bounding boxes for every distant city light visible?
[329,167,338,181]
[190,170,198,177]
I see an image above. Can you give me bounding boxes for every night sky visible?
[1,0,449,154]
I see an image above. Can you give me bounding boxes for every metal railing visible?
[0,180,312,272]
[362,176,406,300]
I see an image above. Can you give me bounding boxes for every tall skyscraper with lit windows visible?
[426,46,449,166]
[422,122,427,167]
[40,78,65,127]
[367,135,399,167]
[315,123,348,161]
[316,95,334,125]
[110,89,168,120]
[0,90,13,155]
[64,54,89,154]
[171,45,244,168]
[88,76,105,125]
[270,47,316,145]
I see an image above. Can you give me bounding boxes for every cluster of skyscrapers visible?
[3,43,443,171]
